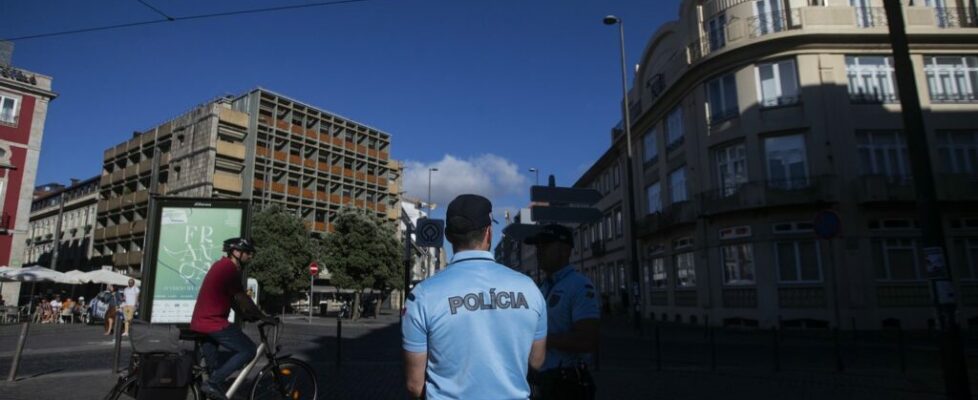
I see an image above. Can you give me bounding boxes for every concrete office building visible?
[24,177,99,270]
[573,0,978,330]
[0,44,56,306]
[94,88,401,275]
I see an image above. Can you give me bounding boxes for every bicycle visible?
[104,320,318,400]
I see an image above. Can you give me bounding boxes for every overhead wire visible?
[1,0,370,41]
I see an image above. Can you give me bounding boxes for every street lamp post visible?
[604,15,643,333]
[427,168,438,214]
[529,168,540,186]
[427,167,439,272]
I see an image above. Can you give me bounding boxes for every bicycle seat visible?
[178,328,208,342]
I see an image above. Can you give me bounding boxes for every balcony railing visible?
[747,8,802,38]
[853,7,887,28]
[935,7,978,28]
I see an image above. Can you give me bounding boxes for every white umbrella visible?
[0,266,75,284]
[79,269,139,287]
[62,270,88,284]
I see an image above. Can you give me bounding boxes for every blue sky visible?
[2,0,679,246]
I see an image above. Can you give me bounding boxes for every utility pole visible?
[882,1,971,398]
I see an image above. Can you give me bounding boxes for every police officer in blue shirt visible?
[525,224,600,400]
[402,194,548,400]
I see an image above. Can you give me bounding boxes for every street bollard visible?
[771,327,780,373]
[897,326,906,374]
[655,324,662,372]
[833,327,844,372]
[336,316,343,367]
[113,312,124,373]
[6,322,30,382]
[709,327,717,372]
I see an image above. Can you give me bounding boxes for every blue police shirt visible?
[538,265,600,371]
[402,250,548,400]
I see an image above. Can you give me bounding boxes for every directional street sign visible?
[529,185,603,224]
[416,218,445,248]
[530,186,602,205]
[531,206,603,224]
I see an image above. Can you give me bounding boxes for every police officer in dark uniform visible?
[525,224,600,400]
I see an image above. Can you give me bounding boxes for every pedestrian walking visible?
[121,278,139,336]
[524,224,600,400]
[402,194,547,400]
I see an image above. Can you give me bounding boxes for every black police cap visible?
[445,194,498,234]
[524,224,574,248]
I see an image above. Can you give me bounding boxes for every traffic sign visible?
[531,205,602,224]
[530,186,602,205]
[309,261,319,275]
[813,210,841,239]
[416,218,445,248]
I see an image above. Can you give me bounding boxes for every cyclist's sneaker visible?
[199,381,229,400]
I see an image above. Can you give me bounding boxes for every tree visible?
[321,207,403,319]
[249,205,317,313]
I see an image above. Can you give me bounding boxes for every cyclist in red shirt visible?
[190,237,273,400]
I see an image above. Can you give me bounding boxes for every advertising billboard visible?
[141,198,250,324]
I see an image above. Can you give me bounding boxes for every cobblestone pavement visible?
[0,314,975,399]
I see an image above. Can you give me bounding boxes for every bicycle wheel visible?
[249,358,318,400]
[103,375,202,400]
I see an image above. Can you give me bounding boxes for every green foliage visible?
[249,205,317,305]
[321,207,404,293]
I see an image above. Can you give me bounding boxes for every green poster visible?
[150,206,243,323]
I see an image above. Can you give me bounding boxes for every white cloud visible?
[402,154,529,211]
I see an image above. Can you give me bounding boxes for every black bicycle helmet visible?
[223,237,256,254]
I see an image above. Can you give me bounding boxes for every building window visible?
[665,106,684,151]
[846,56,898,103]
[605,214,613,239]
[925,56,977,103]
[651,258,667,288]
[857,130,911,182]
[675,252,696,288]
[615,208,623,237]
[583,227,590,249]
[646,182,662,213]
[707,12,727,51]
[707,73,738,122]
[776,240,822,282]
[722,243,755,285]
[669,167,687,203]
[716,142,748,197]
[874,238,923,281]
[643,126,659,164]
[925,0,952,27]
[851,0,878,28]
[952,238,978,280]
[765,134,808,190]
[0,93,20,125]
[617,262,626,289]
[756,59,800,107]
[753,0,785,36]
[613,163,621,188]
[937,131,978,174]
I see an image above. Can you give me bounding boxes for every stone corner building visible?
[573,0,978,330]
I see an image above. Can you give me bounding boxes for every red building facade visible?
[0,62,56,305]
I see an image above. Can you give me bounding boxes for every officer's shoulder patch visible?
[406,292,416,302]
